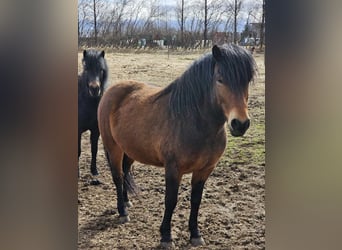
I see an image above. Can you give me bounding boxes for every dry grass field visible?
[78,49,265,249]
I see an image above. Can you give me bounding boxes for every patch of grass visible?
[181,57,197,61]
[219,121,265,168]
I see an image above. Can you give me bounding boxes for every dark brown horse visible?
[78,50,108,182]
[98,44,256,248]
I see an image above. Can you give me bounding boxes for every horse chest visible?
[78,100,99,129]
[187,136,226,160]
[165,128,227,173]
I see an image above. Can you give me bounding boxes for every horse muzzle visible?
[88,82,101,97]
[228,118,250,137]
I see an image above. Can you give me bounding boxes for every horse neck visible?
[166,57,215,112]
[193,100,227,131]
[153,55,227,130]
[164,89,226,132]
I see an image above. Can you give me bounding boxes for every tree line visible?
[78,0,265,49]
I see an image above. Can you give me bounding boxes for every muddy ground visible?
[78,49,265,249]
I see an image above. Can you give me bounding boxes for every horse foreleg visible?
[90,128,100,176]
[160,164,181,248]
[189,168,214,246]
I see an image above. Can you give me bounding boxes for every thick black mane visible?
[216,44,256,94]
[154,54,215,118]
[154,44,257,119]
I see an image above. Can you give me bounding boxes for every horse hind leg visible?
[106,146,130,223]
[106,151,136,208]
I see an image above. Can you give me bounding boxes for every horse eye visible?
[217,79,223,83]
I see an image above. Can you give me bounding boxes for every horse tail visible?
[104,150,139,195]
[123,154,140,195]
[104,150,111,165]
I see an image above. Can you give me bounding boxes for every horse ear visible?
[212,45,223,62]
[83,50,87,58]
[100,50,105,58]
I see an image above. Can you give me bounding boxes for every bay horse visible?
[98,44,256,247]
[78,50,108,182]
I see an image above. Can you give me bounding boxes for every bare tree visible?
[233,0,243,44]
[92,0,98,45]
[259,0,265,49]
[176,0,208,48]
[78,0,88,38]
[113,0,131,41]
[187,1,200,33]
[78,0,263,49]
[240,1,261,44]
[79,0,94,39]
[125,0,144,38]
[142,0,160,33]
[200,0,226,47]
[207,0,225,35]
[181,0,184,45]
[204,0,208,47]
[80,0,104,45]
[175,0,186,46]
[222,0,242,44]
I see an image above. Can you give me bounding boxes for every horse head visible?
[212,44,256,137]
[82,50,108,98]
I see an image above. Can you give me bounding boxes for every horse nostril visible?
[243,119,250,130]
[231,119,241,131]
[90,86,100,96]
[230,119,250,133]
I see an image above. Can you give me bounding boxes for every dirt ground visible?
[78,49,265,249]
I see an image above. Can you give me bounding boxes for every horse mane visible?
[154,54,215,118]
[154,44,256,119]
[217,44,256,94]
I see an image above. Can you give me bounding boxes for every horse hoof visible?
[125,201,133,208]
[159,241,175,249]
[190,236,205,246]
[118,215,130,224]
[90,178,101,185]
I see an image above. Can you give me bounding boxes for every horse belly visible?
[125,149,164,167]
[114,130,164,167]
